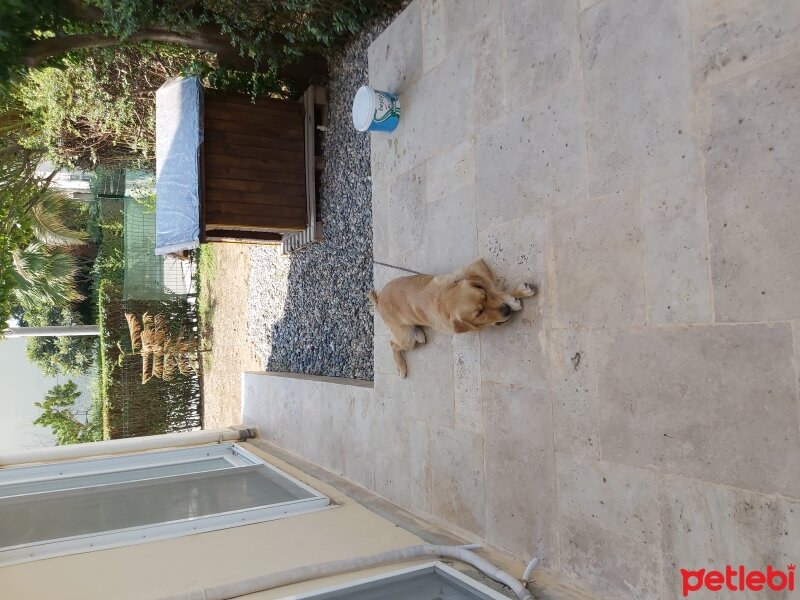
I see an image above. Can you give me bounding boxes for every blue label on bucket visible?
[369,90,400,132]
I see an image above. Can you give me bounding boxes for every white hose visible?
[522,556,540,582]
[159,543,533,600]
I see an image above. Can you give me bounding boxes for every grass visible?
[89,204,125,440]
[96,279,117,440]
[196,244,215,336]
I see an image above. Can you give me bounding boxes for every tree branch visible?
[20,21,326,85]
[39,169,60,192]
[20,23,243,67]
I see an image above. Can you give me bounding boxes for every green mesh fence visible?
[123,197,193,300]
[92,167,203,439]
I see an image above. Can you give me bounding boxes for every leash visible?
[373,260,427,276]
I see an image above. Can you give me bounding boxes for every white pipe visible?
[522,556,540,582]
[160,543,533,600]
[0,428,256,467]
[5,325,100,337]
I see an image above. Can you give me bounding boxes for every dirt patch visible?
[200,243,262,428]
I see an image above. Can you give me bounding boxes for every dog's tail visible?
[368,289,379,306]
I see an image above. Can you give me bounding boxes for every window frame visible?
[0,443,330,565]
[282,562,514,600]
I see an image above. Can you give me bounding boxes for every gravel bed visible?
[247,19,394,381]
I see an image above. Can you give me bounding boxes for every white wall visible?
[0,338,93,453]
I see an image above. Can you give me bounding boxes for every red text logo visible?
[681,565,795,596]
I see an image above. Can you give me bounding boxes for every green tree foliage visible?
[16,45,212,168]
[0,84,89,326]
[0,0,64,85]
[0,0,403,87]
[34,380,102,445]
[10,242,83,309]
[27,335,95,377]
[24,305,96,376]
[0,86,88,326]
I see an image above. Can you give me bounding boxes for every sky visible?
[0,338,92,454]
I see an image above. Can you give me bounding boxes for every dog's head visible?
[441,259,513,333]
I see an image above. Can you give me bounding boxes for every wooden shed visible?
[154,77,324,256]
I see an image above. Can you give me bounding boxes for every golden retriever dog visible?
[369,258,536,377]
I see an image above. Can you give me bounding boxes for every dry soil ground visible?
[199,244,261,428]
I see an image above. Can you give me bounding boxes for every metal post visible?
[4,325,100,338]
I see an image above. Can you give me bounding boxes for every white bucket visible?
[352,85,400,133]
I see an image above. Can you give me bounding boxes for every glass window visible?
[0,444,328,565]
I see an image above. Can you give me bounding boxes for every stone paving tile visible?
[371,376,413,507]
[345,386,375,489]
[660,475,800,600]
[431,424,486,536]
[407,42,476,166]
[560,516,662,600]
[550,189,646,329]
[502,0,580,102]
[440,0,502,54]
[578,0,602,10]
[367,1,422,93]
[381,248,431,280]
[425,138,475,203]
[373,334,396,376]
[548,328,599,459]
[420,0,447,73]
[641,171,713,324]
[580,0,695,197]
[266,379,304,456]
[372,41,476,178]
[480,301,547,389]
[410,419,432,513]
[704,56,800,322]
[300,382,324,466]
[471,22,506,127]
[689,0,800,86]
[596,324,800,497]
[371,181,389,265]
[318,391,353,476]
[476,82,587,229]
[387,164,427,258]
[425,186,478,274]
[453,331,483,434]
[556,454,659,543]
[479,213,547,287]
[478,214,549,388]
[405,328,455,427]
[483,382,558,567]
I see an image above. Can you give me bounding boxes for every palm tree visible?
[1,81,93,335]
[11,242,82,310]
[27,188,88,247]
[3,202,94,336]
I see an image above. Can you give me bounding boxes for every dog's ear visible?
[451,319,478,333]
[462,258,494,281]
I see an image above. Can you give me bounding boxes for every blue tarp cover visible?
[155,77,201,255]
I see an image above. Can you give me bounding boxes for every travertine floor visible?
[244,1,800,598]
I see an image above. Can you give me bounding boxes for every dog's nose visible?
[500,304,512,318]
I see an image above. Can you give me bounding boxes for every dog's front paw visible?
[509,297,523,311]
[518,283,537,297]
[413,327,426,345]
